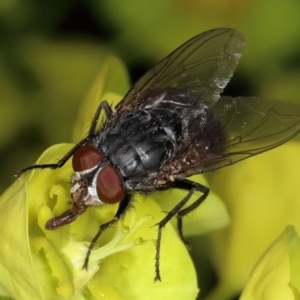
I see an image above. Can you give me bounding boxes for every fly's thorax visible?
[95,108,184,190]
[70,145,125,207]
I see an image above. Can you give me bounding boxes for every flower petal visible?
[241,226,300,300]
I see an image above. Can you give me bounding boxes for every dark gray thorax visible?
[92,108,182,190]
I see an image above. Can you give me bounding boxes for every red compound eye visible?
[97,166,125,204]
[72,145,103,171]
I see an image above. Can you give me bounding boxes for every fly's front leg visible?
[154,179,209,282]
[82,193,132,270]
[15,101,112,178]
[14,138,88,178]
[88,100,112,136]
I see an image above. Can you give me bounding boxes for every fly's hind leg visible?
[15,101,112,178]
[154,179,209,282]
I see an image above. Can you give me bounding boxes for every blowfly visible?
[15,28,300,281]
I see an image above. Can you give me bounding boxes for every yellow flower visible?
[206,142,300,299]
[0,143,199,299]
[0,56,215,300]
[241,226,300,300]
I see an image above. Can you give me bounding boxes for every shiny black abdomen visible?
[92,108,182,190]
[90,89,224,191]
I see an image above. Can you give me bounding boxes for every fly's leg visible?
[154,179,209,282]
[176,181,209,246]
[82,193,132,270]
[14,101,112,178]
[14,138,88,178]
[87,100,112,136]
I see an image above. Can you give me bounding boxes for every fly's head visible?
[45,145,125,230]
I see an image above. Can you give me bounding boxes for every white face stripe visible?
[70,182,81,194]
[70,161,110,207]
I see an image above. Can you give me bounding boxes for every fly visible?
[15,28,300,281]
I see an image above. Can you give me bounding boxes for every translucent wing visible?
[116,28,244,111]
[174,96,300,177]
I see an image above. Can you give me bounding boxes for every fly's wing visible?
[116,28,244,111]
[174,96,300,177]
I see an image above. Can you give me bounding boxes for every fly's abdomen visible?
[95,109,182,189]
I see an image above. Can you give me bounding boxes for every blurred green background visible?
[1,0,300,192]
[1,0,300,298]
